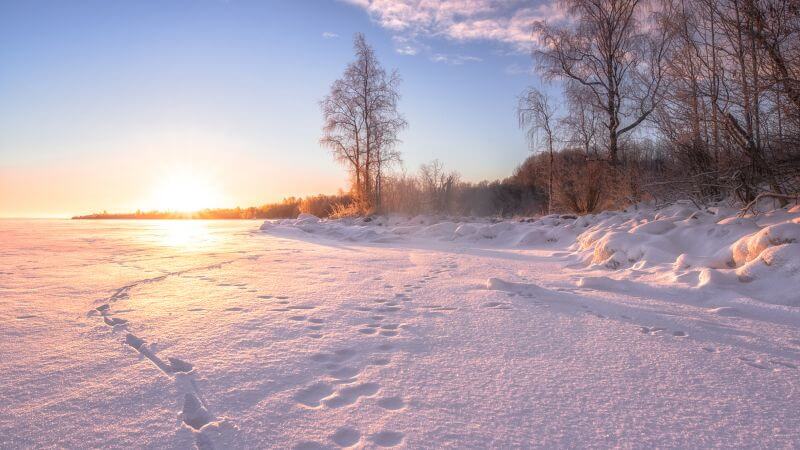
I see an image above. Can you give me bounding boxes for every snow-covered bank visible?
[262,204,800,307]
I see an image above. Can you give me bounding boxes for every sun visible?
[147,170,224,212]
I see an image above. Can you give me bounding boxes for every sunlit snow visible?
[2,210,799,448]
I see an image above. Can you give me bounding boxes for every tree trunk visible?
[548,138,554,214]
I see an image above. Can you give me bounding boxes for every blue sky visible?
[0,0,558,217]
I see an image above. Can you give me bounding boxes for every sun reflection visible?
[156,220,216,249]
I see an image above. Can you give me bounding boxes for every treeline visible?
[73,193,353,220]
[377,160,544,216]
[320,1,799,217]
[516,0,800,213]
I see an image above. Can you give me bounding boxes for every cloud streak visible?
[430,54,482,65]
[342,0,566,52]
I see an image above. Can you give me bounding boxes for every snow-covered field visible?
[2,206,799,448]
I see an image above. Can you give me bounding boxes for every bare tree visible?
[518,88,558,213]
[419,160,459,214]
[535,0,672,166]
[743,0,800,113]
[320,33,407,211]
[561,83,602,158]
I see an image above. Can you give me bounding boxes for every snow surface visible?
[2,210,799,449]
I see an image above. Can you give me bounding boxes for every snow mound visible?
[729,221,800,266]
[260,202,800,306]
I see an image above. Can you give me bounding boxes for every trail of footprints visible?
[88,267,256,443]
[286,257,461,449]
[632,315,796,372]
[495,284,798,375]
[92,302,217,435]
[92,252,795,446]
[290,327,408,447]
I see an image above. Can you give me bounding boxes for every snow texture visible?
[1,208,799,448]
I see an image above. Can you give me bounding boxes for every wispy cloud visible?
[391,35,424,56]
[430,54,483,65]
[396,45,419,56]
[341,0,567,53]
[322,31,340,39]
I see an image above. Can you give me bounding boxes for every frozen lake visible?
[2,219,799,448]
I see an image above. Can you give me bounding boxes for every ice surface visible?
[1,214,799,448]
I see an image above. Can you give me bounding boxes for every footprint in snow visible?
[371,431,404,447]
[294,383,335,408]
[103,316,128,326]
[738,356,771,370]
[181,393,212,430]
[770,360,797,369]
[331,427,361,447]
[322,382,380,408]
[640,326,666,335]
[377,396,406,410]
[168,357,194,373]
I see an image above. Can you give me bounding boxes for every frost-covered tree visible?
[320,33,406,210]
[534,0,671,166]
[518,88,558,214]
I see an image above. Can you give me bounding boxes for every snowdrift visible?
[261,203,800,306]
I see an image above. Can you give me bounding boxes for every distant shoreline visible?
[71,211,290,220]
[72,215,264,220]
